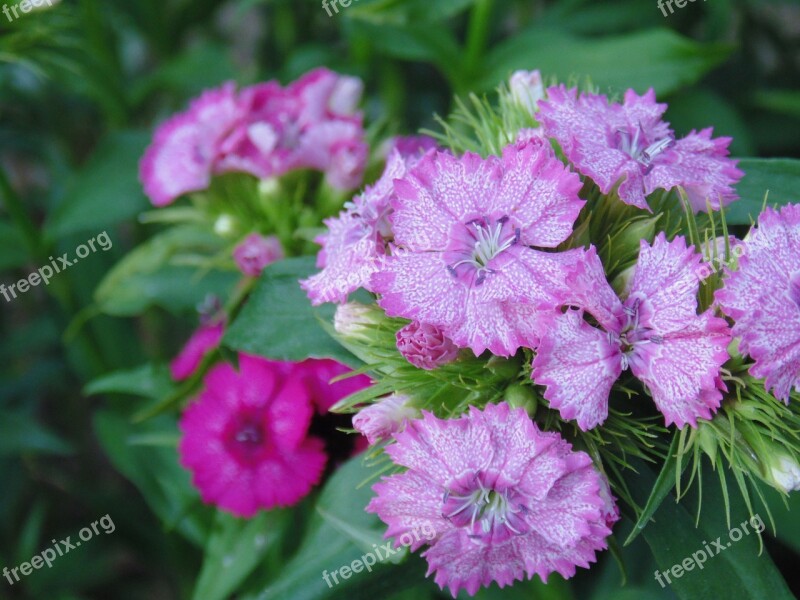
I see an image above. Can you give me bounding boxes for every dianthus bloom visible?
[716,203,800,401]
[170,320,225,381]
[370,140,585,356]
[532,234,730,429]
[301,146,431,304]
[140,68,367,206]
[509,69,544,114]
[179,354,326,517]
[537,86,742,212]
[233,233,283,277]
[396,321,460,370]
[367,403,616,597]
[352,394,418,444]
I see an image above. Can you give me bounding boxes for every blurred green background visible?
[1,0,800,598]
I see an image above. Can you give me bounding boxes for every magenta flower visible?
[396,321,460,370]
[301,147,428,304]
[538,86,742,212]
[179,354,326,517]
[170,320,225,381]
[140,83,241,206]
[532,234,731,429]
[716,204,800,401]
[292,358,372,414]
[352,394,418,445]
[233,233,283,277]
[367,403,616,597]
[370,140,585,356]
[385,135,439,158]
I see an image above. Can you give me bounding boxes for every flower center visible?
[442,472,529,543]
[615,125,673,172]
[446,216,520,286]
[612,296,662,371]
[224,414,268,465]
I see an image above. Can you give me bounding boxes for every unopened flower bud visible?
[505,385,539,416]
[765,452,800,493]
[396,321,460,370]
[333,302,384,343]
[213,214,237,237]
[353,394,418,445]
[509,70,545,114]
[233,234,283,277]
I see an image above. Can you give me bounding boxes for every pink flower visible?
[217,68,367,190]
[178,354,326,517]
[716,204,800,401]
[170,321,225,381]
[538,86,742,212]
[352,394,418,444]
[396,321,460,370]
[140,69,368,206]
[367,403,616,597]
[370,141,585,356]
[140,83,241,206]
[385,135,439,158]
[292,358,372,414]
[532,234,731,429]
[233,233,283,277]
[301,147,429,304]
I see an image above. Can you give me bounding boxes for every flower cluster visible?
[298,72,800,596]
[140,68,367,207]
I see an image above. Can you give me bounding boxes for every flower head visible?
[532,234,731,429]
[716,203,800,401]
[233,233,283,277]
[179,354,326,517]
[396,321,460,370]
[370,141,585,356]
[538,86,742,212]
[367,403,616,597]
[352,394,419,445]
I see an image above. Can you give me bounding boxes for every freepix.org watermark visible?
[0,230,112,303]
[2,0,54,22]
[654,514,765,588]
[3,514,115,586]
[321,0,359,17]
[658,0,706,17]
[322,523,435,588]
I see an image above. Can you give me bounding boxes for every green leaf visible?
[0,220,29,270]
[624,431,687,546]
[45,130,151,238]
[93,410,212,546]
[224,257,356,364]
[479,28,731,95]
[346,21,462,86]
[193,510,290,600]
[0,410,74,456]
[245,456,428,600]
[726,158,800,225]
[95,224,239,316]
[345,0,476,24]
[629,460,793,600]
[84,363,176,401]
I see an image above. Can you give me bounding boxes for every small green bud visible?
[505,384,538,416]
